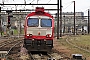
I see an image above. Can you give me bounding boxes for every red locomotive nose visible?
[24,7,54,52]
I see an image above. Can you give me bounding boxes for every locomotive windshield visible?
[28,18,39,27]
[41,18,52,27]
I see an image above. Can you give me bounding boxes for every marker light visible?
[27,34,29,36]
[46,34,52,38]
[27,34,32,37]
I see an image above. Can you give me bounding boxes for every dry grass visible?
[58,35,90,59]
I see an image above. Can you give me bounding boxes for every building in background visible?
[55,12,87,34]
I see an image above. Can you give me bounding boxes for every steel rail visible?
[66,37,90,53]
[5,40,23,56]
[0,39,22,48]
[29,53,36,60]
[47,53,56,60]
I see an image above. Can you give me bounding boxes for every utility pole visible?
[88,9,90,34]
[73,1,76,35]
[63,15,65,33]
[19,14,22,34]
[0,7,2,36]
[57,0,59,39]
[60,0,62,37]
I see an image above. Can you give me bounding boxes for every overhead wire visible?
[63,2,73,10]
[30,0,35,4]
[47,0,51,4]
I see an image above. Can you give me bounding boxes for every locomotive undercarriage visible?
[24,39,53,52]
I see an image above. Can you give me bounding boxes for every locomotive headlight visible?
[27,34,32,37]
[46,30,52,37]
[27,34,29,36]
[49,34,52,37]
[46,34,52,38]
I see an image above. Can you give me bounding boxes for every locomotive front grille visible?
[25,39,53,46]
[24,39,53,51]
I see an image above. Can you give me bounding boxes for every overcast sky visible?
[0,0,90,15]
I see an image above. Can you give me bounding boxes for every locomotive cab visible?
[24,7,54,52]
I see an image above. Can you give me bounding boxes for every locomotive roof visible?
[26,7,53,19]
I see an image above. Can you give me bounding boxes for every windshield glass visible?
[28,18,39,27]
[41,18,52,27]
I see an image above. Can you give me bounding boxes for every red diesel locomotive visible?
[24,7,54,52]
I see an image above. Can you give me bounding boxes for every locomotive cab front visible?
[24,7,54,52]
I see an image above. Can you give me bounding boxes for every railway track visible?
[29,52,56,60]
[65,36,89,60]
[0,38,23,50]
[0,37,71,60]
[28,51,70,60]
[24,37,70,60]
[1,36,85,60]
[66,36,90,53]
[0,37,23,60]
